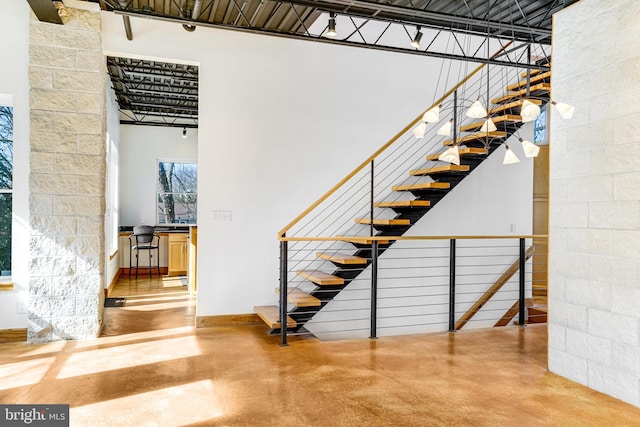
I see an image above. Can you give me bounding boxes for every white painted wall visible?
[0,1,30,329]
[118,125,197,227]
[549,0,640,407]
[104,85,121,288]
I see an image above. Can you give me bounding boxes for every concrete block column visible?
[28,4,106,342]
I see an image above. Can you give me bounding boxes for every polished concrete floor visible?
[0,276,639,426]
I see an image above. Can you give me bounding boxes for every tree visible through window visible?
[0,105,12,276]
[157,161,197,224]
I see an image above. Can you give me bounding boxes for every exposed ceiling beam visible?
[27,0,63,24]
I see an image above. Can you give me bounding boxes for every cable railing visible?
[269,41,550,344]
[277,235,547,344]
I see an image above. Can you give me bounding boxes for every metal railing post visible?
[370,160,375,237]
[370,240,378,339]
[279,238,289,346]
[448,238,456,332]
[518,237,526,327]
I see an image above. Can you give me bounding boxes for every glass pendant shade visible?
[554,101,575,119]
[520,99,541,122]
[503,146,520,165]
[438,145,460,166]
[480,117,497,132]
[466,100,488,118]
[437,119,453,136]
[422,105,440,123]
[520,138,540,158]
[412,122,427,138]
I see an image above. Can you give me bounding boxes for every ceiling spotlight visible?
[410,26,423,48]
[327,13,337,37]
[182,128,187,138]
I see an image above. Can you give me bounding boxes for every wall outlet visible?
[212,210,232,223]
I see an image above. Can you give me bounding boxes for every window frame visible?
[156,159,198,226]
[0,96,13,281]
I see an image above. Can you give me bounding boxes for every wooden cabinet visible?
[168,233,188,276]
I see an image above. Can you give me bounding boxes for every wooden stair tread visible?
[316,252,368,265]
[374,200,431,208]
[340,237,390,245]
[392,182,451,191]
[520,69,542,78]
[459,115,522,133]
[507,71,551,91]
[492,83,551,104]
[254,305,296,329]
[444,131,507,146]
[355,218,411,226]
[490,99,542,116]
[426,147,488,161]
[297,270,345,285]
[409,164,469,176]
[275,287,321,307]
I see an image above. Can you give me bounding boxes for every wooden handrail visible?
[279,234,547,242]
[278,42,514,238]
[455,245,535,330]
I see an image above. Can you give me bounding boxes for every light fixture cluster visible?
[412,94,574,166]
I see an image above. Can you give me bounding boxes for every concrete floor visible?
[0,276,639,426]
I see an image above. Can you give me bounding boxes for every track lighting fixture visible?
[327,13,337,37]
[503,145,520,165]
[410,26,423,48]
[182,127,187,138]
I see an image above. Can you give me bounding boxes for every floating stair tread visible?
[492,83,551,104]
[374,200,431,208]
[444,131,507,146]
[340,237,390,245]
[275,287,321,307]
[392,182,451,191]
[409,164,469,176]
[316,252,368,265]
[507,71,552,91]
[254,305,296,329]
[355,218,411,226]
[426,147,488,161]
[297,270,346,285]
[490,99,542,116]
[459,115,522,133]
[520,69,542,78]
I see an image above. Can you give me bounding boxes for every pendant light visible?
[466,100,488,118]
[437,119,453,136]
[480,117,497,132]
[412,122,427,138]
[552,101,575,119]
[326,13,337,37]
[520,138,540,158]
[410,26,423,48]
[503,145,520,165]
[438,145,460,166]
[520,99,541,122]
[423,104,441,123]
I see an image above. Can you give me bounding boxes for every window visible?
[157,161,197,225]
[0,103,12,277]
[533,104,549,145]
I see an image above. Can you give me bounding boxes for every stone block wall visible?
[28,5,106,342]
[549,0,640,407]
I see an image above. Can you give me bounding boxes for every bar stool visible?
[129,225,160,278]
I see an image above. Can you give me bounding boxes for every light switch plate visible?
[212,210,232,223]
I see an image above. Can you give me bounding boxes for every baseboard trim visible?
[196,314,261,328]
[120,267,169,276]
[105,269,122,297]
[0,328,27,343]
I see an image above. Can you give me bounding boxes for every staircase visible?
[256,67,550,335]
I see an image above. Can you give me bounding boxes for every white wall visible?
[549,0,640,407]
[0,1,30,329]
[119,125,197,227]
[104,84,121,288]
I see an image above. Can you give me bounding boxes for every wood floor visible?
[0,275,638,426]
